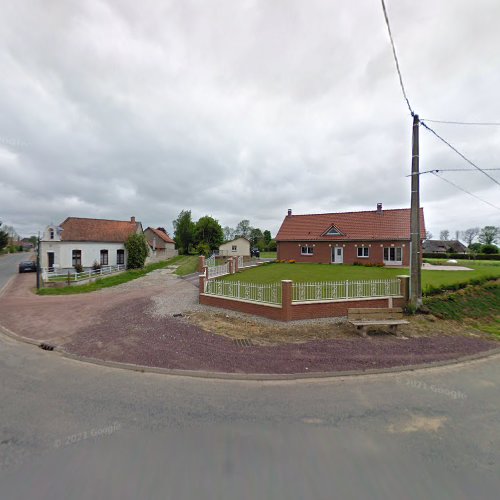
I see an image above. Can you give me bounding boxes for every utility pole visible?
[410,114,422,307]
[36,232,40,289]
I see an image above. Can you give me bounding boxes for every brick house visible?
[144,227,178,262]
[40,216,143,271]
[276,204,425,266]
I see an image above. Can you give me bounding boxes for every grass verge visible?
[173,255,199,276]
[37,256,185,295]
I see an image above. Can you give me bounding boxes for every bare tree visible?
[461,227,480,247]
[424,230,433,240]
[439,230,450,241]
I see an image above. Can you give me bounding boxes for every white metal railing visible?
[205,280,281,305]
[237,256,244,269]
[205,255,216,267]
[42,264,126,282]
[207,262,230,279]
[292,279,401,302]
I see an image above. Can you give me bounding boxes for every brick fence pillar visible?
[198,255,205,273]
[199,274,206,294]
[228,257,234,274]
[234,256,239,273]
[398,275,410,305]
[281,280,293,321]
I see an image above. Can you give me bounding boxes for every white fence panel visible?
[292,279,401,302]
[204,280,281,305]
[207,262,230,279]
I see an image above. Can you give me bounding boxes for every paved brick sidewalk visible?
[0,271,498,374]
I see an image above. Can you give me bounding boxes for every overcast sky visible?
[1,0,499,239]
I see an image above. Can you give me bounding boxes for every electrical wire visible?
[380,0,413,115]
[431,172,500,211]
[420,120,500,187]
[406,168,500,176]
[420,118,500,126]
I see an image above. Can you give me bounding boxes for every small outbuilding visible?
[218,237,251,257]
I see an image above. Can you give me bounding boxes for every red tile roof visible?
[276,208,425,241]
[60,217,141,242]
[145,227,175,245]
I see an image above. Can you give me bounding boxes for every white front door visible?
[332,247,343,264]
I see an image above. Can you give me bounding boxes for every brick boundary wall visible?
[199,268,410,322]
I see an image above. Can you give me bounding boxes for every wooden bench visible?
[348,307,409,338]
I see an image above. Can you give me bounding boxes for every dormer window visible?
[49,229,54,240]
[324,225,342,236]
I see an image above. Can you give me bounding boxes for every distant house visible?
[276,204,426,266]
[40,216,143,270]
[144,227,178,262]
[423,239,468,254]
[20,238,34,251]
[219,237,251,257]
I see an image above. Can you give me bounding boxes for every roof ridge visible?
[63,216,138,223]
[287,207,414,217]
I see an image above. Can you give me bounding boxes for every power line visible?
[431,172,500,211]
[380,0,413,115]
[420,118,500,126]
[420,120,500,187]
[406,168,500,176]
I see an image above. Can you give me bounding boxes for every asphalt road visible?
[0,252,33,292]
[0,334,499,499]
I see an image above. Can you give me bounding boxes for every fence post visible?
[198,255,206,273]
[234,256,239,273]
[397,275,410,305]
[204,266,208,279]
[228,257,234,274]
[281,280,293,321]
[199,273,206,293]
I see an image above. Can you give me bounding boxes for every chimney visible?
[376,203,382,214]
[130,216,136,223]
[287,209,292,216]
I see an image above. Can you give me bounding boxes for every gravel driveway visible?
[1,269,498,374]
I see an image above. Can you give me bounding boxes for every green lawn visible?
[260,252,277,259]
[219,261,500,294]
[173,255,199,276]
[37,256,188,295]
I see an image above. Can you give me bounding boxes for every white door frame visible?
[331,246,343,264]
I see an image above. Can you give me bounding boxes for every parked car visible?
[251,248,260,258]
[19,261,37,273]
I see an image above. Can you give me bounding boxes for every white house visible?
[218,237,251,257]
[40,216,143,271]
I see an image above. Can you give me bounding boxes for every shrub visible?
[125,234,149,269]
[92,261,101,271]
[288,259,296,264]
[74,263,83,273]
[482,244,499,255]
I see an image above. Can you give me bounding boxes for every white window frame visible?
[232,245,237,252]
[301,245,314,255]
[383,247,403,264]
[357,247,369,258]
[100,249,109,266]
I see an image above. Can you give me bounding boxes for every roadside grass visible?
[219,261,500,293]
[423,283,500,338]
[260,252,277,259]
[37,256,185,295]
[173,255,199,276]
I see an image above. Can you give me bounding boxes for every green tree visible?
[263,230,272,245]
[268,239,277,251]
[0,222,8,252]
[235,219,252,239]
[173,210,195,255]
[478,226,499,246]
[249,228,264,248]
[125,233,149,269]
[194,215,224,251]
[223,226,235,242]
[481,244,499,254]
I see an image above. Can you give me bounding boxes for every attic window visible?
[325,225,341,236]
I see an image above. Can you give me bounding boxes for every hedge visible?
[422,253,500,261]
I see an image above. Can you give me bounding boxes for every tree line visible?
[426,226,500,254]
[172,210,276,256]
